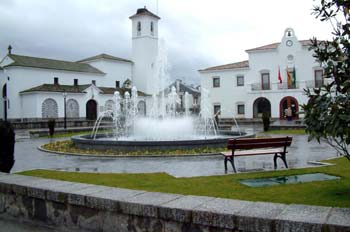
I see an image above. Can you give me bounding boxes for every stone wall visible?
[0,173,349,232]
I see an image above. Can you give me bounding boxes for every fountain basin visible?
[71,131,254,152]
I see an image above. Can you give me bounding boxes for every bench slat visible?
[222,148,285,157]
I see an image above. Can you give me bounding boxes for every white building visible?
[199,28,323,120]
[0,7,195,122]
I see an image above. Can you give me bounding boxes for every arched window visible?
[66,99,79,118]
[105,100,115,111]
[137,21,141,35]
[137,100,146,116]
[150,21,154,35]
[42,98,58,118]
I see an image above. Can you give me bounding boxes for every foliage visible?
[260,129,306,135]
[42,140,227,156]
[47,119,56,136]
[303,0,350,159]
[262,112,270,131]
[19,157,350,207]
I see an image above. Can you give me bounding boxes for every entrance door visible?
[280,96,299,119]
[253,97,271,118]
[86,99,97,120]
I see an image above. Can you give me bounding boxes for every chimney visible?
[8,45,12,54]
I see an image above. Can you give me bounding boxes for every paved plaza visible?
[12,129,339,178]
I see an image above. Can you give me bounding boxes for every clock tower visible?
[130,7,160,95]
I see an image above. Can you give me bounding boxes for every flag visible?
[287,68,292,88]
[292,66,296,87]
[278,66,282,84]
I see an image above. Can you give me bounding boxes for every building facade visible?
[0,7,197,122]
[199,28,323,119]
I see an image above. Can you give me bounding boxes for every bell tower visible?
[130,7,160,95]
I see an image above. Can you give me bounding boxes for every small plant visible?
[262,112,270,132]
[48,119,56,136]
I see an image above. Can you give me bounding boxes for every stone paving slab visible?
[158,195,215,223]
[236,201,287,232]
[119,191,182,217]
[275,204,332,232]
[193,198,253,229]
[85,187,145,211]
[67,185,110,206]
[45,182,99,203]
[326,207,350,232]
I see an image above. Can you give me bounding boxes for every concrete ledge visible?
[0,173,349,232]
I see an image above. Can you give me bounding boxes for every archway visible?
[86,99,97,120]
[67,99,79,118]
[42,98,58,118]
[137,100,146,116]
[253,97,271,118]
[2,84,7,120]
[105,100,115,112]
[280,96,299,119]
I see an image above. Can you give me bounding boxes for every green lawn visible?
[19,157,350,208]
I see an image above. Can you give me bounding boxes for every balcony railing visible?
[250,82,299,91]
[277,82,299,90]
[251,83,271,91]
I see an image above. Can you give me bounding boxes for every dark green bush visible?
[262,112,270,132]
[48,119,56,136]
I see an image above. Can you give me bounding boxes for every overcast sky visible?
[0,0,334,85]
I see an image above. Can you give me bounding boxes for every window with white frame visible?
[237,75,244,86]
[214,104,221,115]
[213,77,220,88]
[237,104,245,115]
[261,73,270,90]
[137,21,141,36]
[314,70,323,88]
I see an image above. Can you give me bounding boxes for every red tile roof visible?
[199,60,249,72]
[246,40,312,52]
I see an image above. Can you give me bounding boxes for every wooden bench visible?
[223,137,293,173]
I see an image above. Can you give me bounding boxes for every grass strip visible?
[19,157,350,207]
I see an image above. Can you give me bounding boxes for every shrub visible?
[262,112,270,132]
[48,119,56,136]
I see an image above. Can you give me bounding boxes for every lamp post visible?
[63,91,67,129]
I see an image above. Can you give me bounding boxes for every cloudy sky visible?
[0,0,333,85]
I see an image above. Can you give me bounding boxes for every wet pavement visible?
[3,127,340,231]
[12,129,339,178]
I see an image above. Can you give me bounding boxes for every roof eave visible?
[3,64,106,75]
[199,66,250,73]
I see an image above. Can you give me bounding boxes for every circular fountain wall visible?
[71,131,253,152]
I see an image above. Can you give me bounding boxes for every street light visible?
[63,91,67,129]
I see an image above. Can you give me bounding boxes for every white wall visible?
[200,28,322,119]
[131,14,159,95]
[3,66,104,119]
[200,68,249,118]
[82,59,132,88]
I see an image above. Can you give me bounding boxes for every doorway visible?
[253,97,271,118]
[280,96,299,119]
[86,99,97,120]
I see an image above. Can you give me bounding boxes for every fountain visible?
[72,42,252,152]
